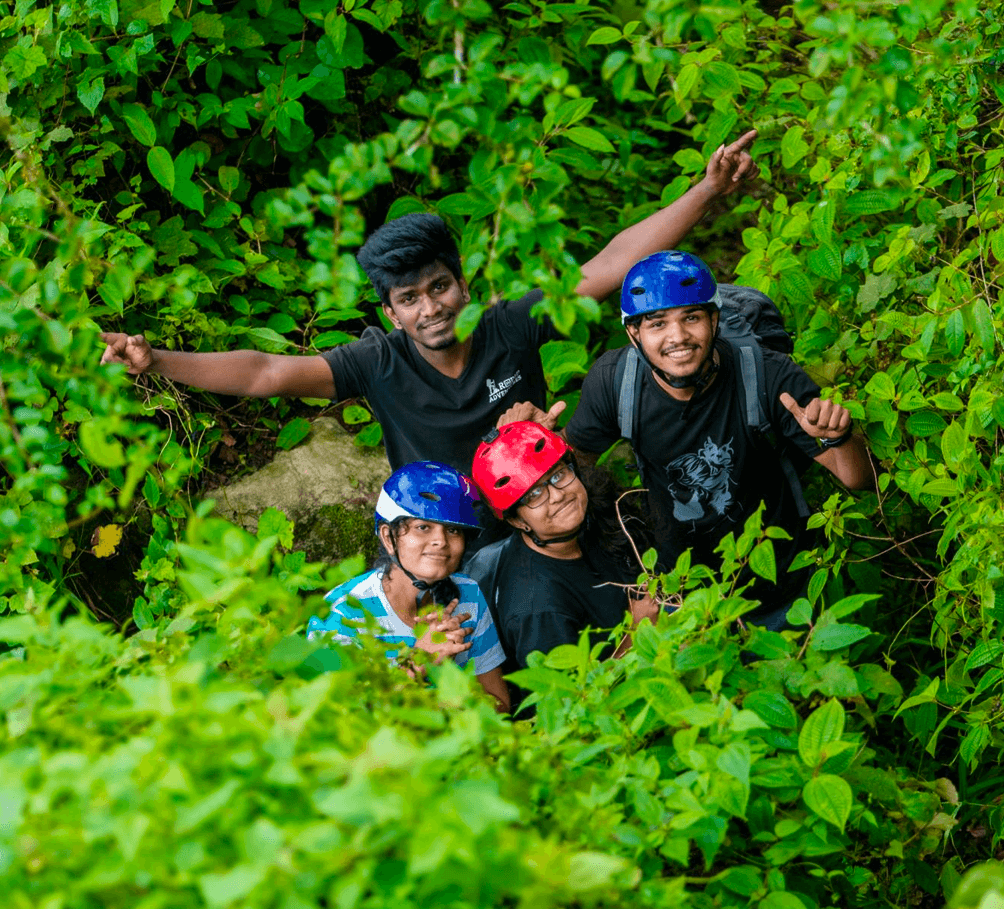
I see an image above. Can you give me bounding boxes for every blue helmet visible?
[620,251,720,324]
[374,461,480,535]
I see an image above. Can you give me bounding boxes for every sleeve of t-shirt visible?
[455,577,506,675]
[492,290,562,349]
[503,609,582,669]
[564,349,623,454]
[318,328,387,402]
[305,593,361,645]
[763,350,825,460]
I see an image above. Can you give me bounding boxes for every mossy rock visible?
[295,503,379,566]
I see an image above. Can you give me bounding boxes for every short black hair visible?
[356,213,463,306]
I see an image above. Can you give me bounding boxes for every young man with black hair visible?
[100,132,757,477]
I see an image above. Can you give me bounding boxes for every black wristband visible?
[818,427,854,450]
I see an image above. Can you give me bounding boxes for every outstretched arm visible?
[779,392,874,490]
[99,332,337,399]
[575,129,758,302]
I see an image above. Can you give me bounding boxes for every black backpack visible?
[613,283,810,518]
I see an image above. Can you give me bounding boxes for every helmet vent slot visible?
[630,286,646,295]
[533,438,546,452]
[419,492,441,501]
[680,277,697,286]
[494,476,511,489]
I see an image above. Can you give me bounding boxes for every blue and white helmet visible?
[374,461,480,535]
[621,251,721,324]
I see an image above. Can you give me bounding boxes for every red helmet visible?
[472,422,570,518]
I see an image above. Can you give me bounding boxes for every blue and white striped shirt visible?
[307,569,505,675]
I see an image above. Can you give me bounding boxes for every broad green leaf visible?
[781,125,809,168]
[276,417,312,450]
[544,644,583,670]
[355,422,383,447]
[586,26,621,45]
[78,419,126,468]
[77,77,105,114]
[941,420,967,467]
[454,302,485,342]
[811,623,871,652]
[970,298,996,353]
[964,642,1004,673]
[761,892,809,909]
[313,330,354,348]
[716,742,751,787]
[122,104,157,146]
[930,392,964,411]
[564,126,615,153]
[905,411,946,437]
[864,372,896,400]
[147,146,175,192]
[749,540,776,583]
[743,691,798,729]
[807,243,842,280]
[198,864,266,908]
[5,45,47,81]
[844,190,896,216]
[674,643,719,671]
[342,404,371,425]
[803,774,852,832]
[219,166,240,193]
[945,309,966,357]
[798,698,845,766]
[921,477,958,496]
[246,327,294,351]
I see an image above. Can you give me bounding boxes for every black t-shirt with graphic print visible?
[321,290,558,474]
[565,339,823,611]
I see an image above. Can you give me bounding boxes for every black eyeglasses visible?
[519,462,577,509]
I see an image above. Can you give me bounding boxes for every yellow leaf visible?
[91,524,123,558]
[62,539,77,559]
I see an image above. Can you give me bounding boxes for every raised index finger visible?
[725,128,758,155]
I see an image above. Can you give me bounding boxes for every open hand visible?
[496,400,566,430]
[414,599,473,664]
[99,332,155,375]
[779,391,851,440]
[703,129,758,197]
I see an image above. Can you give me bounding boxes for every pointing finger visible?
[726,129,758,155]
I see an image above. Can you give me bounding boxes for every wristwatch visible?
[818,427,854,450]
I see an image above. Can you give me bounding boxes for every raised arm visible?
[575,129,758,302]
[99,333,337,399]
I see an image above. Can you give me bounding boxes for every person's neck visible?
[413,336,472,379]
[520,530,582,561]
[381,565,425,626]
[652,348,719,401]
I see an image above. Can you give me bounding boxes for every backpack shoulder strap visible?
[616,345,642,444]
[464,535,513,618]
[615,346,647,485]
[729,339,811,519]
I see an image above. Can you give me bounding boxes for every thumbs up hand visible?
[779,392,852,440]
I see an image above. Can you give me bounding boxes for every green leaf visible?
[941,421,968,467]
[313,330,354,348]
[803,774,852,832]
[920,478,958,496]
[674,643,720,671]
[864,372,896,400]
[781,125,809,168]
[276,417,312,450]
[811,624,871,651]
[905,411,947,437]
[122,104,157,146]
[78,419,126,468]
[586,26,621,45]
[945,309,966,357]
[743,691,798,729]
[355,422,383,447]
[930,392,964,411]
[219,166,240,193]
[77,76,105,114]
[342,404,371,425]
[806,243,842,280]
[964,642,1004,673]
[844,190,896,216]
[6,45,47,81]
[749,540,776,583]
[198,864,266,908]
[246,327,294,351]
[454,302,485,342]
[147,146,175,193]
[798,698,845,766]
[564,126,615,153]
[544,644,583,670]
[971,298,996,353]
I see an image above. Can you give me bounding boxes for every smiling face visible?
[380,518,466,584]
[507,462,588,542]
[626,305,719,384]
[382,261,470,352]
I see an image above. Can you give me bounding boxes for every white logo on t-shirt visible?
[486,371,522,403]
[664,436,735,521]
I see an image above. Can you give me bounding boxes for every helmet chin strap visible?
[523,526,580,547]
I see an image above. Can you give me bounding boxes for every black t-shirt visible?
[321,291,559,474]
[493,533,631,672]
[566,340,822,609]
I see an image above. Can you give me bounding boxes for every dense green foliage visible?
[2,0,1002,905]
